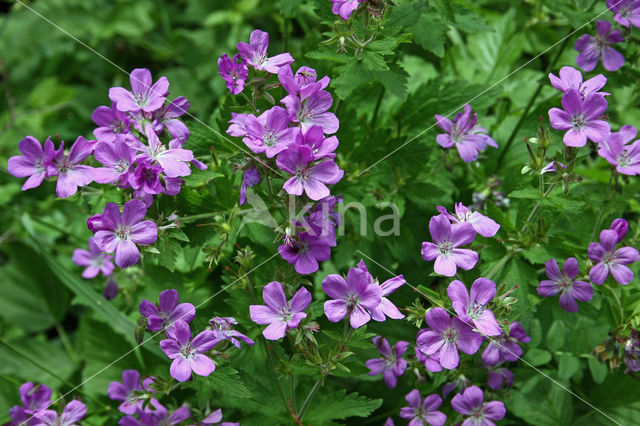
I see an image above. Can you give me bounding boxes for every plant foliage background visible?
[1,0,640,425]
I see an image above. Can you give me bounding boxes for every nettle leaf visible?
[410,13,448,57]
[361,51,389,71]
[197,368,251,400]
[304,389,383,423]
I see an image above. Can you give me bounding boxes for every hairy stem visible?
[296,379,322,420]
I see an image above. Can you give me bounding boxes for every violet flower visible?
[447,278,502,336]
[108,369,157,415]
[120,402,190,426]
[278,65,330,98]
[226,113,251,137]
[136,124,194,178]
[482,321,530,365]
[598,126,640,175]
[218,53,249,95]
[237,29,294,74]
[93,139,137,186]
[356,259,406,321]
[331,0,365,20]
[276,144,343,200]
[400,389,446,426]
[322,267,382,329]
[588,229,640,285]
[91,199,158,268]
[278,230,331,274]
[537,257,593,312]
[239,166,261,205]
[249,281,311,340]
[486,364,514,390]
[91,104,133,143]
[437,203,500,238]
[416,308,482,370]
[298,125,339,160]
[209,317,255,349]
[109,68,169,113]
[451,386,505,426]
[243,106,299,157]
[610,218,629,243]
[201,408,240,426]
[607,0,640,28]
[139,289,196,332]
[154,96,191,143]
[104,279,119,300]
[548,66,608,98]
[282,89,340,134]
[51,137,95,198]
[435,104,498,162]
[8,382,52,424]
[32,400,86,426]
[575,20,625,72]
[72,236,114,279]
[8,136,57,191]
[623,329,640,373]
[129,161,164,195]
[365,336,409,389]
[442,374,470,398]
[415,340,443,372]
[159,320,217,382]
[421,214,478,277]
[548,88,610,147]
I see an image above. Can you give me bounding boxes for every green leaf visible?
[361,51,389,71]
[558,352,580,380]
[587,356,608,384]
[547,320,566,352]
[304,389,383,423]
[509,187,541,199]
[525,348,552,366]
[203,368,252,399]
[410,14,448,57]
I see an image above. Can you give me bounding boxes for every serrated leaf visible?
[304,389,383,423]
[361,51,389,71]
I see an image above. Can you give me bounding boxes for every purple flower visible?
[482,321,530,365]
[548,89,610,147]
[447,279,502,336]
[437,203,500,238]
[32,400,86,426]
[331,0,365,20]
[278,65,330,98]
[8,136,58,191]
[8,382,52,424]
[298,125,339,160]
[160,320,217,382]
[278,230,331,274]
[435,104,498,162]
[282,89,340,135]
[623,329,640,373]
[129,161,164,195]
[548,66,608,98]
[365,336,409,389]
[400,390,446,426]
[249,281,311,340]
[209,317,255,349]
[91,104,134,143]
[537,257,593,312]
[610,218,629,242]
[541,161,567,174]
[356,260,406,321]
[442,375,470,398]
[91,199,158,268]
[451,386,505,426]
[226,112,251,137]
[201,408,240,426]
[415,343,443,372]
[416,308,482,370]
[51,137,95,198]
[153,96,191,143]
[218,53,249,94]
[237,29,294,74]
[243,106,298,158]
[485,364,514,390]
[607,0,640,28]
[93,139,137,186]
[72,237,114,279]
[109,68,169,113]
[277,144,343,201]
[421,214,478,277]
[136,124,194,178]
[121,401,190,426]
[139,289,196,332]
[108,369,157,415]
[104,278,119,300]
[575,20,625,72]
[588,229,640,285]
[322,267,382,329]
[239,165,261,205]
[598,126,640,175]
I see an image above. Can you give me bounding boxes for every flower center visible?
[263,130,278,147]
[298,101,313,122]
[443,327,458,343]
[111,121,127,134]
[603,251,617,266]
[467,303,485,320]
[180,344,196,360]
[558,276,573,291]
[279,306,293,322]
[295,166,311,181]
[617,150,632,168]
[438,240,454,255]
[571,113,586,130]
[345,291,360,308]
[114,159,130,173]
[115,225,132,241]
[135,91,150,108]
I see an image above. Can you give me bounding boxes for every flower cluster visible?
[434,104,499,162]
[421,203,500,277]
[8,382,86,426]
[219,29,344,275]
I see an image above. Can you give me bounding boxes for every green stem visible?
[290,374,296,413]
[370,86,385,129]
[485,252,513,281]
[296,379,321,420]
[264,341,290,414]
[604,284,624,325]
[520,183,556,232]
[176,212,218,223]
[590,173,616,241]
[56,324,78,362]
[496,35,572,170]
